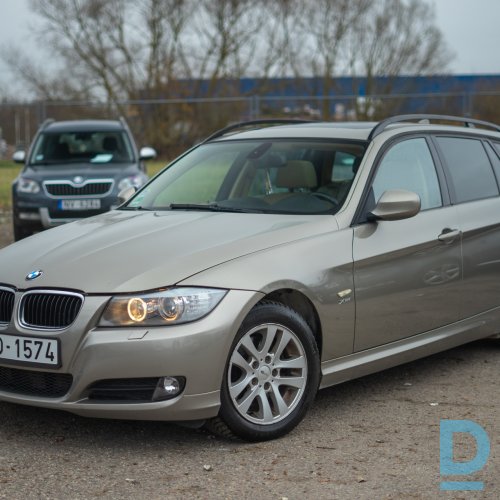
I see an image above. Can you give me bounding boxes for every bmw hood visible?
[1,210,337,293]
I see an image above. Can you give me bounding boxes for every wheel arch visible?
[257,288,323,356]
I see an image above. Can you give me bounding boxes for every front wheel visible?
[214,302,320,441]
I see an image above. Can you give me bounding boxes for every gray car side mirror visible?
[12,150,26,163]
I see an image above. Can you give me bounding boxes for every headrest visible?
[275,160,317,189]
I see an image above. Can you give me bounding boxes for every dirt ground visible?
[0,216,498,499]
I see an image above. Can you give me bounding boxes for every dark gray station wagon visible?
[0,114,499,441]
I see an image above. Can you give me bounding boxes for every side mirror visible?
[117,186,136,205]
[368,189,421,221]
[12,150,26,163]
[139,146,157,160]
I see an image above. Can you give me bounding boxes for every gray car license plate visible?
[59,199,101,210]
[0,333,59,367]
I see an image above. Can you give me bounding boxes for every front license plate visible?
[58,199,101,210]
[0,334,59,367]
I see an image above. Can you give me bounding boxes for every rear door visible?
[433,136,500,319]
[352,137,462,351]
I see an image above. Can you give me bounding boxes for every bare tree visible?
[0,0,453,149]
[257,0,308,79]
[17,0,193,107]
[187,0,264,91]
[296,0,371,117]
[346,0,452,118]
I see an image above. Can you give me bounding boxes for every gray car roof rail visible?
[368,114,500,140]
[203,119,314,143]
[119,116,129,129]
[40,118,55,131]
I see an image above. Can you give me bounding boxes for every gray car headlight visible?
[17,178,41,194]
[99,287,227,327]
[118,175,144,191]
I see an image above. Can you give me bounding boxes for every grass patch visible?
[0,160,20,210]
[0,159,169,211]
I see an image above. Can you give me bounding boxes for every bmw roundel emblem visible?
[26,270,43,281]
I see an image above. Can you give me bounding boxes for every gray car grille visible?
[20,292,83,329]
[0,288,15,323]
[0,366,72,398]
[44,181,113,197]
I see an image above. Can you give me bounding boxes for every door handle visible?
[438,228,461,244]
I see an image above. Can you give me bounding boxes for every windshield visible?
[125,139,366,215]
[30,130,134,165]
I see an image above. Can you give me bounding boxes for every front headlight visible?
[17,178,40,194]
[99,287,227,327]
[118,175,144,191]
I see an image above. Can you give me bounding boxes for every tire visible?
[13,223,33,241]
[213,301,320,441]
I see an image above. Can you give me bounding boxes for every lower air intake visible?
[0,365,73,398]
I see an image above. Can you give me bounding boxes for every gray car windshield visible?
[30,131,134,165]
[125,139,366,215]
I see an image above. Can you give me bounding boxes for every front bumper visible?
[0,289,262,421]
[14,198,119,229]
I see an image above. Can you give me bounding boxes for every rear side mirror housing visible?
[12,150,26,163]
[368,189,421,221]
[139,146,157,160]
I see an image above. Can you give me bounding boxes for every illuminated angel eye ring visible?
[127,297,148,322]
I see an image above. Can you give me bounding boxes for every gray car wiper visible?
[168,203,263,213]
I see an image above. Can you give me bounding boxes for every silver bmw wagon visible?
[1,114,499,441]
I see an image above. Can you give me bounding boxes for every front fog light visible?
[152,376,186,401]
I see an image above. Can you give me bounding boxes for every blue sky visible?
[1,0,500,82]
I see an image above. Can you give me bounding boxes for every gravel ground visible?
[0,216,498,499]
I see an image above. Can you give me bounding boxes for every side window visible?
[487,142,500,181]
[371,138,442,210]
[436,137,499,203]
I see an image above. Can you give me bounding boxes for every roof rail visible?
[203,119,313,143]
[40,118,55,130]
[368,114,500,140]
[119,116,131,131]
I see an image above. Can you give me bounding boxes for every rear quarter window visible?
[435,137,499,203]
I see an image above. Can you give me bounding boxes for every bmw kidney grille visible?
[20,291,83,329]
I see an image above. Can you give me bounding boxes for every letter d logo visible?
[440,419,490,491]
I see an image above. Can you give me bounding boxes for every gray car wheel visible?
[215,301,320,441]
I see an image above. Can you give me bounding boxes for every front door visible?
[353,137,462,351]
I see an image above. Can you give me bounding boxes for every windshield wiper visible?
[119,206,153,211]
[168,203,263,213]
